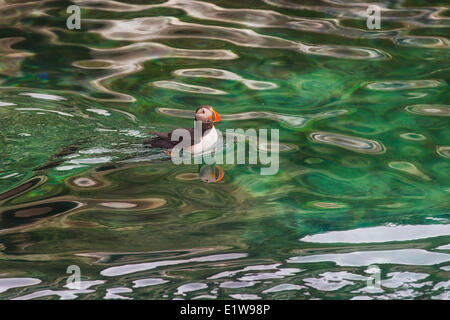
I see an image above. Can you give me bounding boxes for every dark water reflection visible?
[0,0,449,299]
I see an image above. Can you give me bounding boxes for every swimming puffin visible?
[143,105,221,154]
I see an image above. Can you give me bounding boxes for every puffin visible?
[199,165,225,183]
[143,105,222,154]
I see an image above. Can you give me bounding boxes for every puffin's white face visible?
[195,106,221,123]
[195,107,213,123]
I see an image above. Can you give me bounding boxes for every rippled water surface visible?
[0,0,449,300]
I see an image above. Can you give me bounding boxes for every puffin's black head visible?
[195,105,221,123]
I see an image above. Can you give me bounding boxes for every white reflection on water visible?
[13,289,95,300]
[405,104,450,117]
[173,68,278,90]
[301,224,450,243]
[262,283,305,293]
[64,280,106,290]
[366,80,444,91]
[12,279,105,300]
[381,272,429,289]
[230,293,261,300]
[152,80,228,95]
[287,249,450,266]
[105,287,133,300]
[353,271,433,299]
[18,92,66,101]
[303,271,367,291]
[434,280,450,291]
[309,131,386,154]
[16,107,73,117]
[176,283,208,296]
[101,253,248,276]
[86,108,111,116]
[0,101,16,106]
[238,268,303,281]
[0,278,41,294]
[89,16,387,60]
[132,278,169,288]
[220,281,255,289]
[208,263,281,279]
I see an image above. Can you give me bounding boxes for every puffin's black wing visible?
[143,129,195,149]
[143,137,177,149]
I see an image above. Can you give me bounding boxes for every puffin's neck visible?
[201,121,214,134]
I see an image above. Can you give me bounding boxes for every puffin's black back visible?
[143,122,214,149]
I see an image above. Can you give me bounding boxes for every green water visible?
[0,0,449,300]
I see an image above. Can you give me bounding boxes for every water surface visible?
[0,0,449,300]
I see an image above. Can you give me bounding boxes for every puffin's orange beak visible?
[212,108,221,122]
[215,166,225,182]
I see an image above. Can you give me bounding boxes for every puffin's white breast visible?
[189,126,219,154]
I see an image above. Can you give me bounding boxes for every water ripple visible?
[152,80,228,95]
[73,42,237,101]
[88,16,388,60]
[436,146,450,159]
[309,131,386,154]
[77,0,447,48]
[0,37,33,77]
[173,68,278,90]
[157,107,347,128]
[388,162,431,180]
[405,104,450,116]
[395,36,450,48]
[264,0,450,28]
[366,80,444,91]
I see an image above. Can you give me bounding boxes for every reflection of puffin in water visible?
[143,105,221,153]
[199,165,225,183]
